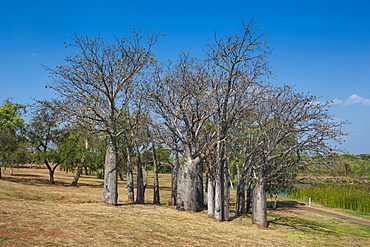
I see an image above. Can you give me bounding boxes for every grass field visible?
[0,167,369,246]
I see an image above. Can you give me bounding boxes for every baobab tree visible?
[238,85,346,227]
[204,21,273,221]
[45,31,161,205]
[147,53,214,212]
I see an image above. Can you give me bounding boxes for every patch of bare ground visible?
[0,167,369,246]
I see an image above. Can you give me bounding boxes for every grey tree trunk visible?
[176,160,197,211]
[214,156,229,220]
[152,142,160,205]
[236,173,246,215]
[196,163,204,207]
[207,171,215,218]
[252,178,268,227]
[103,135,118,205]
[223,163,230,220]
[246,183,253,214]
[126,145,134,202]
[133,140,145,204]
[171,150,179,206]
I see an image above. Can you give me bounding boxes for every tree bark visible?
[125,141,134,202]
[134,140,145,204]
[103,134,118,205]
[196,162,204,207]
[44,160,57,184]
[207,171,215,218]
[246,183,253,214]
[171,150,179,206]
[236,173,246,215]
[252,178,268,228]
[176,145,200,212]
[214,146,229,221]
[152,142,160,205]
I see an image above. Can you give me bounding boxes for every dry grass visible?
[0,167,369,246]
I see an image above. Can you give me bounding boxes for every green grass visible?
[332,221,370,238]
[288,183,370,213]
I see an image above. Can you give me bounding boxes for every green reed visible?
[288,183,370,213]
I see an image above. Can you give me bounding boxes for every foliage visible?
[305,154,370,177]
[0,99,29,169]
[0,99,25,130]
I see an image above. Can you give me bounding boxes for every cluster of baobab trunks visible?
[45,22,345,228]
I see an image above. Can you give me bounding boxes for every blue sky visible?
[0,0,369,154]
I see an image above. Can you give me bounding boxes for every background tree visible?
[25,100,77,184]
[0,99,28,178]
[45,31,161,205]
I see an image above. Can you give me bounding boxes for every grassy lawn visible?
[0,167,369,246]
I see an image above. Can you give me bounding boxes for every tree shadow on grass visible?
[269,216,339,236]
[2,174,104,188]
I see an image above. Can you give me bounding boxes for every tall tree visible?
[45,31,161,205]
[204,21,273,221]
[147,53,214,212]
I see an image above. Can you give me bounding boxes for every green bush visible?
[96,171,104,179]
[157,163,172,174]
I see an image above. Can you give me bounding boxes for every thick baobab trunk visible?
[125,142,134,202]
[252,178,268,228]
[207,171,215,218]
[152,143,160,205]
[103,135,118,205]
[177,158,199,212]
[171,150,179,206]
[214,160,229,221]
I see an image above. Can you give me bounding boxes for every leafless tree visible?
[204,21,273,221]
[238,85,346,227]
[147,53,214,211]
[45,31,161,205]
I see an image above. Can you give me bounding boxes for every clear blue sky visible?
[1,0,369,154]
